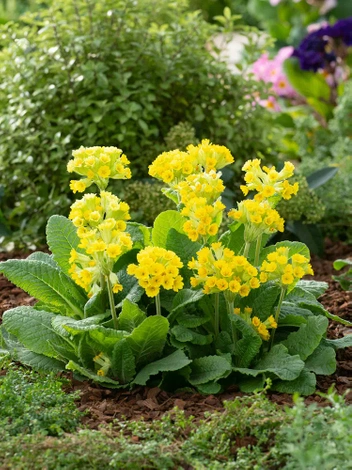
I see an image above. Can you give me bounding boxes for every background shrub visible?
[0,0,275,247]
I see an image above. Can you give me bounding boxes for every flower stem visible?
[106,275,118,329]
[155,293,161,316]
[270,287,286,349]
[226,298,237,342]
[254,233,262,266]
[214,293,220,338]
[243,241,251,258]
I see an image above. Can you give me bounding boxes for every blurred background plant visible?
[0,0,277,248]
[0,0,37,24]
[333,258,352,290]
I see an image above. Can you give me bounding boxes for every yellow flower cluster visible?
[233,307,277,341]
[148,150,196,186]
[181,198,225,242]
[127,246,184,298]
[67,146,132,193]
[228,199,284,243]
[188,243,260,296]
[175,170,225,205]
[68,191,132,296]
[260,247,314,289]
[240,159,299,202]
[187,139,234,172]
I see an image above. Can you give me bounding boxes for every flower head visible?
[189,243,260,297]
[127,246,183,298]
[181,197,225,242]
[148,149,197,186]
[67,146,131,192]
[186,139,234,172]
[175,170,225,206]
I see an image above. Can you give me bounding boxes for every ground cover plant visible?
[1,141,352,396]
[0,0,274,247]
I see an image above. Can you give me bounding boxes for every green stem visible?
[214,293,220,338]
[243,241,251,258]
[106,275,118,329]
[155,293,161,316]
[254,233,262,266]
[226,298,237,342]
[270,287,286,349]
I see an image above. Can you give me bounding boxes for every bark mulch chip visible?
[0,240,351,428]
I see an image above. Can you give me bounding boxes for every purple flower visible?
[324,18,352,46]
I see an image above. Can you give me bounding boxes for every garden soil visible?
[0,239,351,428]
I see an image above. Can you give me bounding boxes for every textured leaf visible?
[273,369,316,396]
[115,269,144,308]
[174,308,210,328]
[196,382,222,394]
[2,307,67,358]
[231,315,262,368]
[324,311,352,327]
[2,330,65,372]
[152,210,186,248]
[51,313,109,337]
[84,291,108,317]
[27,252,59,269]
[252,284,280,321]
[189,355,232,385]
[126,222,151,249]
[118,299,146,332]
[166,229,201,267]
[171,325,213,345]
[305,344,336,375]
[134,350,191,386]
[323,336,352,350]
[234,344,304,381]
[296,280,328,298]
[46,215,81,275]
[0,259,85,317]
[111,339,136,384]
[306,167,338,190]
[126,316,169,366]
[238,376,265,393]
[88,328,126,355]
[171,289,204,313]
[283,316,328,360]
[66,360,123,388]
[333,258,352,270]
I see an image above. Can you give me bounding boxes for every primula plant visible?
[1,141,351,395]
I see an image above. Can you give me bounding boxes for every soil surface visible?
[1,240,352,429]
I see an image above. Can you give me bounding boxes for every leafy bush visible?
[1,142,351,395]
[0,0,274,247]
[164,121,199,151]
[0,363,82,436]
[333,258,352,291]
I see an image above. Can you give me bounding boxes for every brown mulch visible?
[0,240,352,429]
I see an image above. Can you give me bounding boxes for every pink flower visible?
[259,96,281,112]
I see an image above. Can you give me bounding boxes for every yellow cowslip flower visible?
[188,243,260,297]
[181,197,225,243]
[68,191,132,297]
[228,199,284,243]
[67,146,131,192]
[127,246,183,298]
[233,307,277,341]
[240,159,299,203]
[175,170,225,206]
[260,246,314,290]
[148,149,197,186]
[186,139,234,172]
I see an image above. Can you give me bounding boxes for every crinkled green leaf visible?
[171,325,213,345]
[152,210,186,248]
[134,350,191,386]
[296,280,328,298]
[166,229,201,283]
[238,376,266,393]
[283,316,329,360]
[323,336,352,350]
[234,344,304,381]
[88,328,126,355]
[272,369,316,396]
[111,339,136,384]
[46,215,82,276]
[189,355,232,385]
[118,299,146,333]
[115,269,144,308]
[231,315,262,368]
[126,316,169,366]
[84,291,108,317]
[27,251,59,269]
[325,311,352,327]
[51,313,109,337]
[0,259,85,317]
[126,221,151,249]
[305,344,336,375]
[174,308,210,328]
[2,307,68,358]
[171,289,204,313]
[196,382,222,394]
[252,284,280,321]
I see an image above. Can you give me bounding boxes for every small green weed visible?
[0,362,82,436]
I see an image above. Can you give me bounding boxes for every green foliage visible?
[0,363,82,436]
[0,0,37,23]
[0,0,274,246]
[123,180,174,225]
[277,174,325,224]
[333,258,352,291]
[164,121,199,150]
